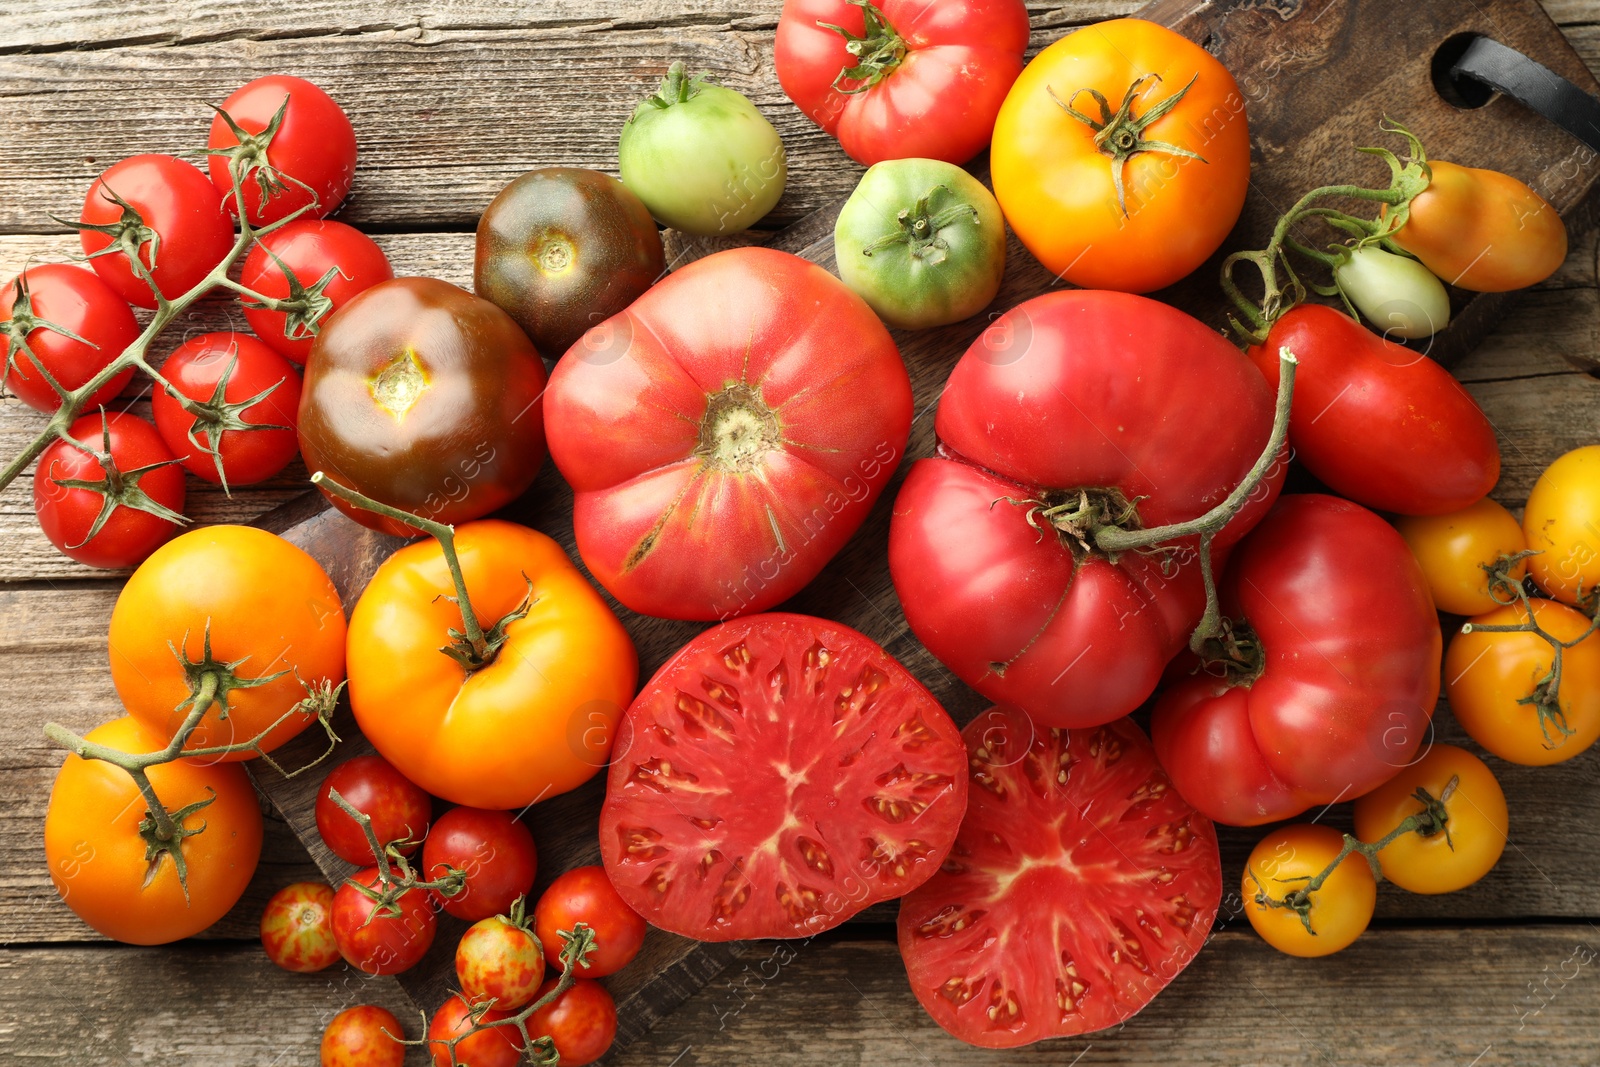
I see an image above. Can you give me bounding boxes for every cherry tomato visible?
[208,75,358,226]
[151,331,301,487]
[1333,244,1451,340]
[315,755,432,866]
[34,412,186,569]
[427,995,523,1067]
[457,915,546,1010]
[260,881,340,973]
[1396,497,1528,616]
[44,716,263,944]
[1523,445,1600,606]
[1242,824,1375,958]
[78,154,234,309]
[526,979,617,1067]
[535,865,645,977]
[421,807,538,922]
[240,219,393,364]
[1,263,137,412]
[1353,743,1507,894]
[332,867,437,975]
[1445,598,1600,765]
[321,1005,406,1067]
[1389,159,1566,292]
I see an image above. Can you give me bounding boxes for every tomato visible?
[898,710,1220,1047]
[1445,598,1600,766]
[990,18,1250,293]
[1388,160,1566,292]
[427,995,524,1067]
[534,865,645,977]
[332,867,437,975]
[260,881,341,972]
[78,155,234,309]
[775,0,1028,166]
[1333,245,1451,340]
[545,247,910,620]
[1250,304,1499,516]
[833,158,1006,329]
[321,1005,406,1067]
[349,520,636,809]
[240,219,393,364]
[1353,743,1507,894]
[207,75,358,226]
[34,412,186,569]
[1396,496,1527,616]
[457,915,546,1010]
[475,168,665,358]
[150,331,301,487]
[315,755,432,866]
[526,979,617,1067]
[600,613,966,940]
[108,525,346,758]
[1152,495,1442,826]
[44,716,263,945]
[1242,824,1375,958]
[1,263,137,412]
[617,63,786,235]
[1522,445,1600,606]
[421,807,538,922]
[889,290,1281,728]
[298,278,548,536]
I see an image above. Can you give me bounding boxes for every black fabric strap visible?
[1451,36,1600,154]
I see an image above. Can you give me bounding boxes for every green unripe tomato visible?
[618,62,786,236]
[1334,244,1451,340]
[834,159,1006,330]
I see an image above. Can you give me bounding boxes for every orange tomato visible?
[1523,444,1600,606]
[1395,496,1526,616]
[348,520,637,809]
[108,525,346,760]
[44,716,263,944]
[1389,161,1566,292]
[1353,743,1506,895]
[989,17,1250,292]
[1242,823,1375,958]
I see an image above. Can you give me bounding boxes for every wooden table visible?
[3,1,1599,1063]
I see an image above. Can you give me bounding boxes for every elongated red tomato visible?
[600,613,967,940]
[899,709,1220,1048]
[1250,305,1498,516]
[1151,495,1442,826]
[889,290,1282,728]
[775,0,1030,166]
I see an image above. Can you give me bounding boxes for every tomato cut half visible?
[599,613,967,941]
[898,708,1220,1048]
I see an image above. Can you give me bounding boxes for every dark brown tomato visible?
[297,277,549,536]
[475,168,664,358]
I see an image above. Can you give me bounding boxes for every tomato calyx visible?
[818,0,907,94]
[137,787,217,903]
[2,272,99,401]
[996,485,1149,559]
[160,344,292,493]
[54,187,164,298]
[200,99,314,218]
[1048,73,1206,217]
[46,411,189,549]
[636,60,714,112]
[859,185,981,265]
[693,382,781,473]
[237,246,342,346]
[1192,617,1266,686]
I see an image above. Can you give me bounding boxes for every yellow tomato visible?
[1353,744,1507,894]
[1395,497,1527,615]
[1242,824,1375,958]
[1524,445,1600,606]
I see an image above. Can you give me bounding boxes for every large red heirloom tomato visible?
[889,290,1282,728]
[1151,494,1443,826]
[545,247,912,621]
[600,613,967,941]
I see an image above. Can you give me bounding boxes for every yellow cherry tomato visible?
[1242,824,1376,958]
[1352,744,1507,894]
[1524,445,1600,606]
[1395,497,1527,616]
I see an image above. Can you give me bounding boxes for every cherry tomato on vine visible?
[151,331,302,487]
[1522,445,1600,607]
[526,979,617,1067]
[427,995,523,1067]
[314,755,432,866]
[34,411,186,569]
[1333,244,1451,340]
[208,75,358,227]
[1353,743,1507,895]
[240,219,393,364]
[1,263,137,413]
[457,914,546,1010]
[321,1005,405,1067]
[421,807,538,922]
[332,867,437,975]
[260,881,340,973]
[534,865,645,977]
[78,154,234,309]
[1242,823,1376,958]
[1396,496,1527,616]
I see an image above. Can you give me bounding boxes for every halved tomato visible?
[599,613,967,941]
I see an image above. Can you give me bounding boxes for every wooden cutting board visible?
[247,0,1600,1054]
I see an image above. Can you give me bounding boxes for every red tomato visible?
[422,808,538,922]
[526,979,617,1067]
[457,915,546,1010]
[332,868,437,975]
[1151,495,1442,826]
[899,709,1220,1047]
[314,755,432,866]
[534,865,646,977]
[889,290,1283,728]
[151,331,301,487]
[240,219,393,363]
[1250,305,1499,515]
[600,613,967,940]
[78,155,234,309]
[260,881,340,973]
[321,1005,406,1067]
[34,412,186,569]
[1,264,138,412]
[774,0,1029,166]
[427,995,524,1067]
[208,76,358,226]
